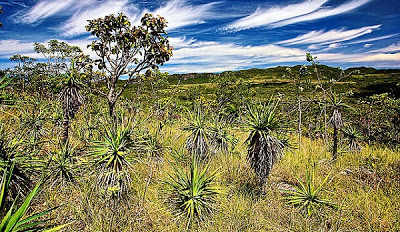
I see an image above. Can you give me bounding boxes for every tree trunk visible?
[62,117,69,144]
[332,125,338,160]
[108,100,117,126]
[298,94,302,146]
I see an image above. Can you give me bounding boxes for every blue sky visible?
[0,0,399,73]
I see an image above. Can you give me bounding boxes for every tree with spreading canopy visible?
[85,12,173,122]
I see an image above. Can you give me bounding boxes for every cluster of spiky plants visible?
[242,99,289,184]
[90,119,135,200]
[342,125,363,152]
[209,117,238,154]
[284,166,336,216]
[164,155,221,230]
[182,107,212,158]
[182,107,237,158]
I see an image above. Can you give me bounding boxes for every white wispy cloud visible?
[347,33,400,44]
[152,0,218,30]
[13,0,77,24]
[224,0,372,31]
[271,0,372,28]
[224,0,328,31]
[278,25,380,45]
[13,0,217,37]
[60,0,134,37]
[367,42,400,53]
[0,40,35,55]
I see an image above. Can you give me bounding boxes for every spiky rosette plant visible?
[47,142,78,187]
[90,119,135,200]
[0,163,71,232]
[284,166,336,216]
[209,117,238,154]
[182,107,213,159]
[164,155,221,230]
[342,125,363,152]
[242,99,288,184]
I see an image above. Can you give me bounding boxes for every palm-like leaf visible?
[164,156,221,229]
[0,163,70,232]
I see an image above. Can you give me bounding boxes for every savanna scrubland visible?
[1,12,400,232]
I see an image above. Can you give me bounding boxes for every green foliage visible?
[243,99,289,183]
[342,125,363,151]
[90,119,136,200]
[86,12,173,119]
[164,156,221,229]
[182,107,213,158]
[47,142,78,187]
[212,72,254,118]
[0,163,70,232]
[284,166,336,216]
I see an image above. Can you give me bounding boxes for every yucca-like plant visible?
[138,129,166,158]
[242,99,288,184]
[90,120,135,200]
[284,167,336,216]
[0,162,70,232]
[182,107,213,158]
[209,117,238,154]
[19,107,47,149]
[47,142,78,187]
[327,91,349,160]
[58,58,86,144]
[342,125,363,152]
[164,156,221,229]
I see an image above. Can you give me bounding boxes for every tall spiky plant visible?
[58,57,85,144]
[327,91,349,160]
[90,119,135,200]
[243,99,288,184]
[164,155,221,230]
[182,107,213,159]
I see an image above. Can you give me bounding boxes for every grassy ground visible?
[25,115,400,231]
[1,66,400,231]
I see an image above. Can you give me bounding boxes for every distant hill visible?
[168,66,400,82]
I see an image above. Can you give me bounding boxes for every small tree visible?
[9,54,36,93]
[86,12,173,122]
